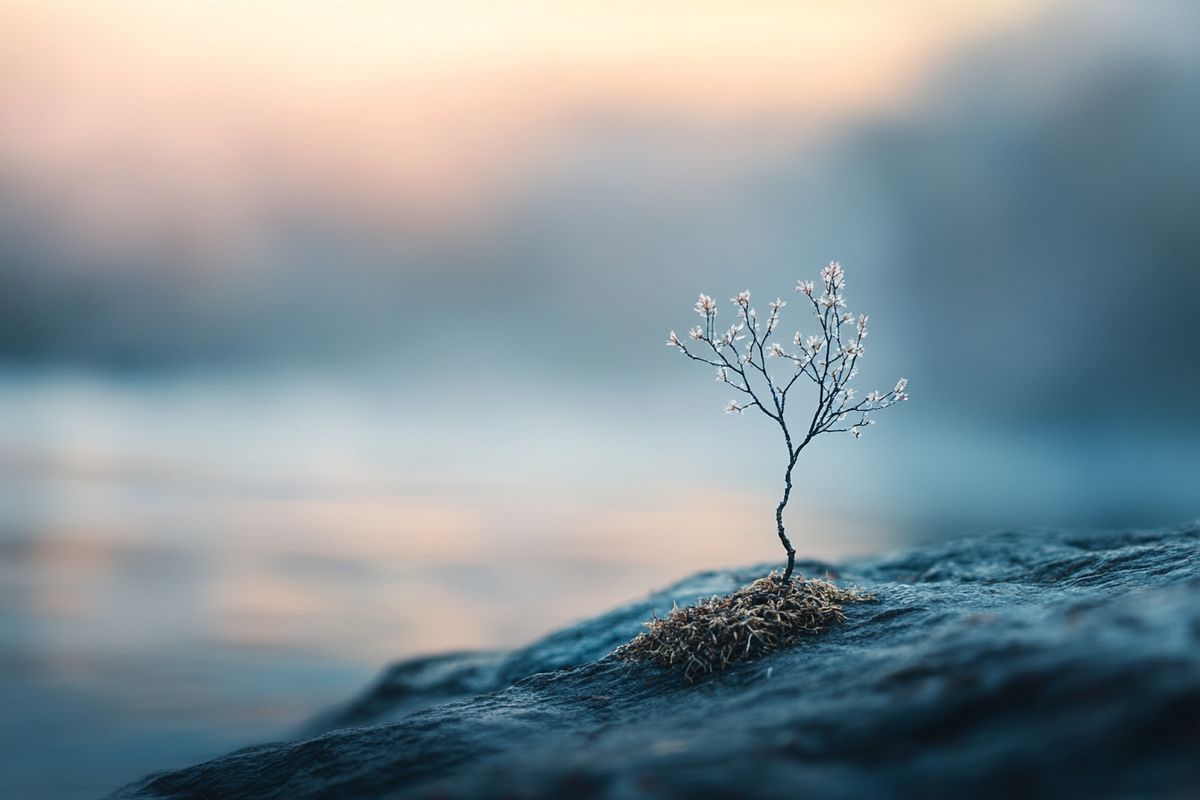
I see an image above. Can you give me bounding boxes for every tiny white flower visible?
[894,377,908,393]
[688,326,704,340]
[797,280,815,295]
[866,390,884,404]
[843,341,864,356]
[768,297,786,311]
[768,343,785,358]
[806,335,824,351]
[850,426,862,439]
[716,367,728,382]
[733,290,751,306]
[695,293,718,318]
[819,292,846,309]
[725,400,745,414]
[666,331,681,347]
[821,261,845,288]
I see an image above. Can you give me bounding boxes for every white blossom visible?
[806,335,825,351]
[695,293,718,318]
[797,280,815,295]
[666,331,681,347]
[765,299,785,332]
[866,390,884,404]
[820,292,847,309]
[844,341,865,356]
[716,367,728,382]
[725,400,745,414]
[733,290,751,306]
[821,261,845,288]
[768,343,785,358]
[688,326,704,340]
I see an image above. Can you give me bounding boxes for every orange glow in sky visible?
[2,0,1054,235]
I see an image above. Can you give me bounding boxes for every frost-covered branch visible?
[666,262,908,580]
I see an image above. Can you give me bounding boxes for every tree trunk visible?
[776,462,797,581]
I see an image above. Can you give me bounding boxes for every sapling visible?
[666,262,908,581]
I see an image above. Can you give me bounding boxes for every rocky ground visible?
[110,525,1200,799]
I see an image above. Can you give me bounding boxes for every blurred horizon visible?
[3,1,1199,798]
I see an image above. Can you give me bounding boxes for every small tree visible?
[666,262,908,581]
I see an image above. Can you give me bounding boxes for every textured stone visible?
[110,525,1200,799]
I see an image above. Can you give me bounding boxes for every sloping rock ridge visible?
[111,525,1200,799]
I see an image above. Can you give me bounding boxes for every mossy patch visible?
[615,574,873,682]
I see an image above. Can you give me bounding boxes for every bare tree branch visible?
[666,262,909,580]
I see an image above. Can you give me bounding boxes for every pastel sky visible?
[2,1,1051,238]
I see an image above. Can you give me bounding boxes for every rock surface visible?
[111,526,1200,799]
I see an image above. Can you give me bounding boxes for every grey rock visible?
[110,526,1200,799]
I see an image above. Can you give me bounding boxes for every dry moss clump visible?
[615,574,872,682]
